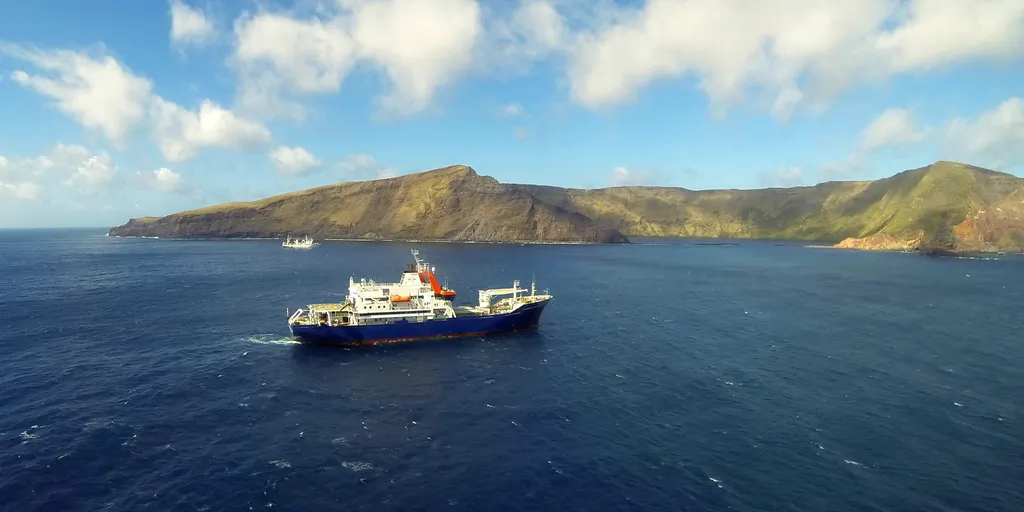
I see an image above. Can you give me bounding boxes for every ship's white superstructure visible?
[288,249,551,328]
[282,235,316,249]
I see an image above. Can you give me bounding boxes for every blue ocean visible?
[1,229,1021,511]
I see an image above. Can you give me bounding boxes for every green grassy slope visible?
[517,161,1024,248]
[110,161,1024,251]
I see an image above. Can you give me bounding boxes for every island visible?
[110,161,1024,253]
[109,165,630,244]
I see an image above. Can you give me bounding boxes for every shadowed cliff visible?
[514,161,1024,253]
[111,161,1024,252]
[109,165,630,244]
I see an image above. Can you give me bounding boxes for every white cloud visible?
[0,182,40,200]
[484,0,571,72]
[820,105,930,181]
[609,166,661,187]
[152,98,272,162]
[170,0,216,46]
[945,97,1024,168]
[500,102,525,117]
[512,127,530,140]
[154,167,183,191]
[0,144,121,199]
[66,154,117,190]
[234,14,356,94]
[349,0,483,115]
[877,0,1024,73]
[0,154,40,200]
[3,44,273,162]
[270,146,322,175]
[337,153,399,180]
[861,108,930,151]
[533,0,1024,119]
[226,0,1024,122]
[232,0,483,118]
[759,166,804,188]
[136,167,186,193]
[1,44,152,144]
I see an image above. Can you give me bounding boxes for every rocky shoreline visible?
[109,161,1024,252]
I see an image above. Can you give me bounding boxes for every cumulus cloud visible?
[0,155,39,200]
[15,0,1018,135]
[232,13,356,119]
[232,0,483,118]
[0,144,121,199]
[270,146,323,175]
[351,0,483,115]
[944,97,1024,169]
[820,105,931,181]
[337,153,399,180]
[876,0,1024,73]
[514,0,1024,119]
[222,0,1024,122]
[861,108,930,151]
[1,44,152,145]
[65,153,117,191]
[483,0,572,73]
[152,98,272,162]
[134,167,189,194]
[170,0,216,46]
[609,166,663,187]
[2,44,272,162]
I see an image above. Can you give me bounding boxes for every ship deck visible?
[453,306,488,317]
[306,303,349,312]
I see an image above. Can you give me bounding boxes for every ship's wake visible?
[244,334,300,346]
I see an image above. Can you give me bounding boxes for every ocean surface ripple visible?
[1,230,1021,511]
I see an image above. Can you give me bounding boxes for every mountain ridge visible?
[109,161,1024,252]
[109,165,630,244]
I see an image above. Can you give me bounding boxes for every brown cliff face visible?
[830,162,1024,254]
[108,165,630,244]
[517,161,1024,253]
[110,161,1024,252]
[952,189,1024,252]
[834,233,923,252]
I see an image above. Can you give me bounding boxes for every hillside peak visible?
[411,164,478,178]
[924,160,1018,179]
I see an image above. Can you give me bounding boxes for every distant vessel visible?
[287,249,552,345]
[282,235,316,249]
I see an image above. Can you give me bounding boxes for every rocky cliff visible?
[108,165,630,244]
[516,161,1024,253]
[110,161,1024,252]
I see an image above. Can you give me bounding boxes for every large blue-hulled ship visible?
[287,249,552,345]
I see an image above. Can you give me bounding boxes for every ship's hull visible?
[289,298,551,345]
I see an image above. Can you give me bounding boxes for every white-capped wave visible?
[341,461,374,471]
[245,334,299,346]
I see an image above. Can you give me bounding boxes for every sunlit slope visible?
[109,165,630,244]
[518,161,1024,250]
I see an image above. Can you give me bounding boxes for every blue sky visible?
[1,0,1022,228]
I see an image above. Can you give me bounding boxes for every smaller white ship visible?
[282,235,317,249]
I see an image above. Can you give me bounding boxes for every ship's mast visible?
[411,249,428,272]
